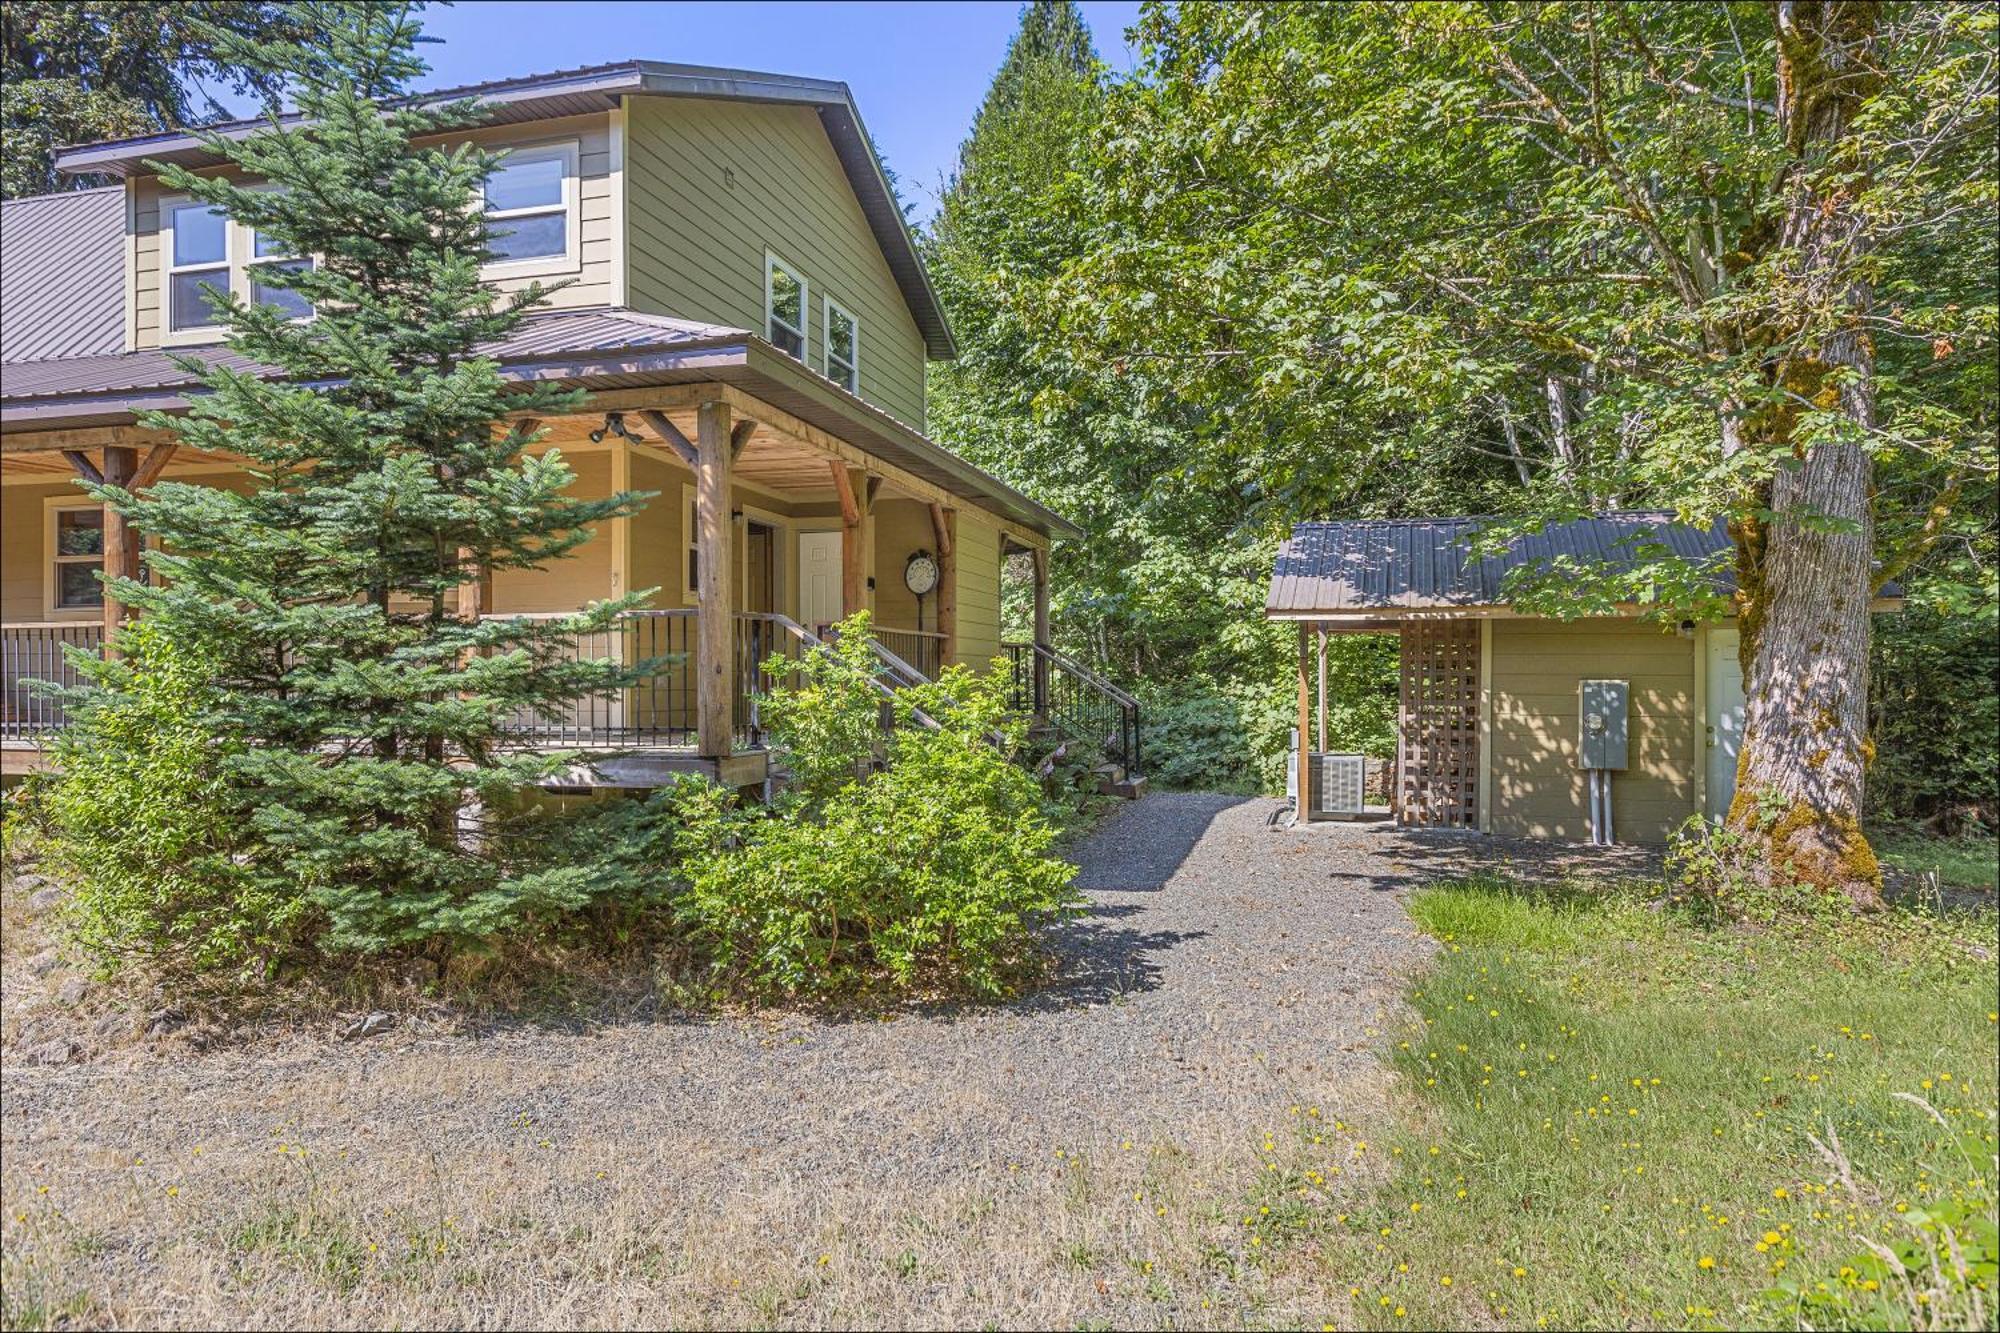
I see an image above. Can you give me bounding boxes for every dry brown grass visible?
[0,833,1408,1331]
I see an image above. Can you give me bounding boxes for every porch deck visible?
[0,611,941,787]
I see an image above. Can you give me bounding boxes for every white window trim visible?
[481,139,581,279]
[681,484,700,606]
[159,188,316,347]
[823,296,860,394]
[159,194,236,347]
[764,251,808,361]
[43,498,105,620]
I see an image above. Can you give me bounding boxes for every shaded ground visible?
[0,795,1661,1330]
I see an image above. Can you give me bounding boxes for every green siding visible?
[623,96,928,431]
[955,512,1004,672]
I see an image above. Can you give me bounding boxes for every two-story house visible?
[0,61,1093,788]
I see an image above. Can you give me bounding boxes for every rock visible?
[26,949,61,978]
[145,1006,187,1039]
[9,872,48,893]
[20,1038,83,1067]
[27,886,62,911]
[54,978,92,1006]
[93,1011,137,1040]
[342,1011,394,1041]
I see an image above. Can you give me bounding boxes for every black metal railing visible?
[1003,640,1142,778]
[1,623,105,738]
[870,625,946,681]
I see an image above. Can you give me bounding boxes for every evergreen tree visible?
[69,1,655,955]
[2,2,315,198]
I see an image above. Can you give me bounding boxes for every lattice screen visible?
[1396,620,1480,828]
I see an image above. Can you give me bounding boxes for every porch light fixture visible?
[589,411,643,444]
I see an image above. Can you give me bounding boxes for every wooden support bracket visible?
[729,418,756,460]
[62,450,103,485]
[638,409,698,470]
[129,442,179,491]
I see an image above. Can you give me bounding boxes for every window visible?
[248,223,313,320]
[165,201,230,332]
[683,486,700,604]
[765,253,807,359]
[160,195,316,340]
[824,298,859,393]
[482,142,578,270]
[50,506,104,611]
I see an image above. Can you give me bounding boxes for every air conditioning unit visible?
[1287,746,1367,819]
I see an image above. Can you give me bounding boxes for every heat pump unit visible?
[1287,749,1367,819]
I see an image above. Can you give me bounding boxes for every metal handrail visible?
[1001,639,1143,779]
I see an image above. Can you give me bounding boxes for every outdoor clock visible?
[904,549,940,597]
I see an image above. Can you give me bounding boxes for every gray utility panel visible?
[1579,678,1629,770]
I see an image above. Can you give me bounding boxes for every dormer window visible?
[166,201,229,333]
[482,141,578,272]
[765,253,806,359]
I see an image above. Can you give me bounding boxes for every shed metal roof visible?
[1267,513,1735,616]
[0,187,125,364]
[49,59,956,359]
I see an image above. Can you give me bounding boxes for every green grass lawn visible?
[1876,826,1999,894]
[1261,879,1998,1330]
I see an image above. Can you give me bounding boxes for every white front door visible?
[797,529,843,635]
[1704,625,1746,820]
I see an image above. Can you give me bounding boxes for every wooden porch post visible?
[695,399,735,758]
[1296,624,1313,819]
[1316,628,1328,752]
[100,446,138,641]
[929,502,956,669]
[829,462,872,619]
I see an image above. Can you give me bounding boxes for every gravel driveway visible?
[0,794,1659,1328]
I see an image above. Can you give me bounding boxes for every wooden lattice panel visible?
[1397,619,1480,828]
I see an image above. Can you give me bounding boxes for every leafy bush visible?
[1870,602,1999,830]
[39,621,310,979]
[661,616,1082,999]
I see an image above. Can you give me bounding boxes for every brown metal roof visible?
[50,60,955,360]
[0,187,125,364]
[1266,513,1735,615]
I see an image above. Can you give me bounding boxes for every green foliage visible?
[659,615,1082,999]
[1,2,314,198]
[1870,598,2000,828]
[43,2,656,962]
[40,622,308,978]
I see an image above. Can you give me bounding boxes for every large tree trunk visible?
[1727,0,1884,909]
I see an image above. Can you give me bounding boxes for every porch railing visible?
[1,623,104,738]
[1003,640,1143,778]
[870,625,947,681]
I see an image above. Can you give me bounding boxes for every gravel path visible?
[0,793,1663,1328]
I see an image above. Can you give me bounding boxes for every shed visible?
[1266,512,1895,843]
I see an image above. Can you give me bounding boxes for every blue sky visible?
[405,1,1147,221]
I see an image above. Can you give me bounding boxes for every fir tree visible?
[71,2,656,954]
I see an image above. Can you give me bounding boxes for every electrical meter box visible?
[1579,679,1629,770]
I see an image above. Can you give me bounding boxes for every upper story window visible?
[482,141,579,272]
[765,253,807,359]
[162,194,316,342]
[824,298,859,393]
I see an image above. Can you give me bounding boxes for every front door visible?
[797,529,842,635]
[1704,625,1746,820]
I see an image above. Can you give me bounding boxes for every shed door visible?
[1704,626,1745,820]
[1397,620,1480,828]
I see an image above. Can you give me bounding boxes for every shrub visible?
[662,615,1082,999]
[39,621,310,979]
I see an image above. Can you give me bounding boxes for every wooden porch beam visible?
[101,446,138,642]
[831,463,871,618]
[638,409,697,471]
[129,441,179,491]
[694,399,735,758]
[828,460,860,526]
[932,504,957,669]
[729,418,756,459]
[62,451,103,485]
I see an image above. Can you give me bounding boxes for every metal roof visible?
[0,306,1080,542]
[49,59,956,360]
[1266,513,1735,616]
[0,187,125,364]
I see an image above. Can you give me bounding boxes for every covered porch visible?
[1,374,1065,785]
